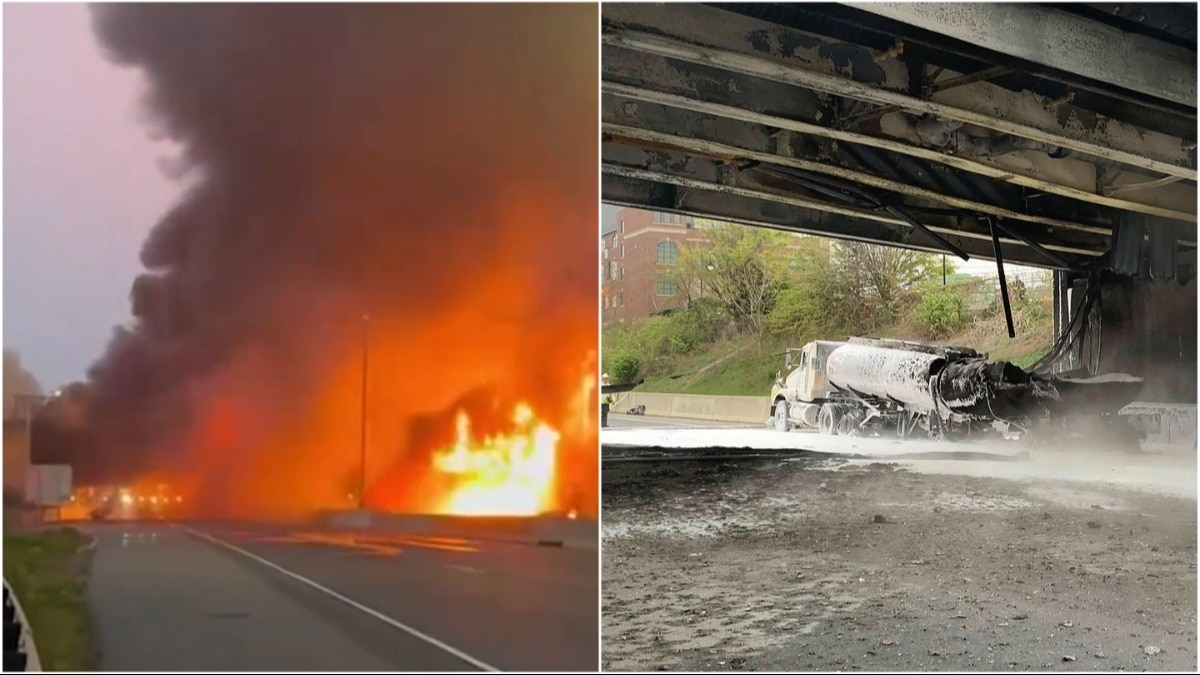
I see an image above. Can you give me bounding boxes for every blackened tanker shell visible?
[826,344,946,414]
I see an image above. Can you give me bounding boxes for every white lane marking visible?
[178,524,497,672]
[449,564,482,575]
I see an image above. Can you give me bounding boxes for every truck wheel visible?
[773,400,792,432]
[818,404,842,435]
[837,414,858,437]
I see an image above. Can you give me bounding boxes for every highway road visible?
[84,521,596,672]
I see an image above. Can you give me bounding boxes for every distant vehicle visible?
[77,484,184,520]
[769,337,1143,441]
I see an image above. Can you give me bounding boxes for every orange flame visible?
[431,403,558,516]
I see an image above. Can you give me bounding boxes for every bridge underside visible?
[602,2,1197,276]
[603,3,1197,403]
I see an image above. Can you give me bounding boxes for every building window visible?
[657,241,679,265]
[619,218,625,233]
[657,276,678,296]
[609,261,618,280]
[604,296,611,308]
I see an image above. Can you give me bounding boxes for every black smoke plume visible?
[60,4,597,512]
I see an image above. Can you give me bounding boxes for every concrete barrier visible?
[316,511,598,550]
[612,392,771,424]
[318,509,373,530]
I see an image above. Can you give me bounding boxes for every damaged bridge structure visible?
[602,2,1198,444]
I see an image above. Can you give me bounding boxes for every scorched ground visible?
[602,452,1197,671]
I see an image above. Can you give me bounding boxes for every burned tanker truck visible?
[769,337,1144,442]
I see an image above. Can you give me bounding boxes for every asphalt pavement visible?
[85,521,597,672]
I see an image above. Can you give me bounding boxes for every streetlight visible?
[359,313,370,510]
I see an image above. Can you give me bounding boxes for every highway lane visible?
[85,520,597,672]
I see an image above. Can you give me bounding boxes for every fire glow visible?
[432,403,558,516]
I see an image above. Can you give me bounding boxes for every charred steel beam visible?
[601,5,1196,177]
[756,163,972,260]
[989,218,1083,273]
[601,163,1107,260]
[847,2,1197,109]
[606,108,1195,249]
[601,81,1197,223]
[837,65,1017,129]
[601,119,1112,237]
[601,144,1111,258]
[885,204,968,262]
[987,218,1017,338]
[602,172,1097,270]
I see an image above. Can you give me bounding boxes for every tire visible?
[773,400,792,432]
[818,404,842,435]
[837,413,858,436]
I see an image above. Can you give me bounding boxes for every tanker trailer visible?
[769,337,1143,441]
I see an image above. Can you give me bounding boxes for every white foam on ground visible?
[880,450,1197,500]
[602,427,1026,459]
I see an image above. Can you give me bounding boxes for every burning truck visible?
[769,337,1144,443]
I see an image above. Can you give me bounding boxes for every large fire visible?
[432,403,558,516]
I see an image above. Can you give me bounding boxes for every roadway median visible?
[316,511,598,550]
[612,391,771,424]
[3,527,96,671]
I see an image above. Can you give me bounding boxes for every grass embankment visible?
[636,333,788,396]
[4,527,96,671]
[614,303,1054,397]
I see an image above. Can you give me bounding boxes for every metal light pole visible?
[358,314,370,510]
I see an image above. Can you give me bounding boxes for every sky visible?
[601,204,620,234]
[4,3,180,389]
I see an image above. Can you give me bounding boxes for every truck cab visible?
[770,340,844,430]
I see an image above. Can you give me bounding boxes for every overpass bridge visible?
[602,2,1196,275]
[602,3,1197,403]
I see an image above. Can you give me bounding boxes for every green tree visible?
[916,291,970,338]
[607,351,641,385]
[832,242,944,329]
[765,237,848,339]
[672,223,796,334]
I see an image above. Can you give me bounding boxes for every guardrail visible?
[3,579,41,672]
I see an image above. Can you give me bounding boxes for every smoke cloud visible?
[68,3,597,517]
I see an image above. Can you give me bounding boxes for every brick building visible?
[601,208,709,322]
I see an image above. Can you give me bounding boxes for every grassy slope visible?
[4,527,96,671]
[634,308,1053,396]
[638,334,786,396]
